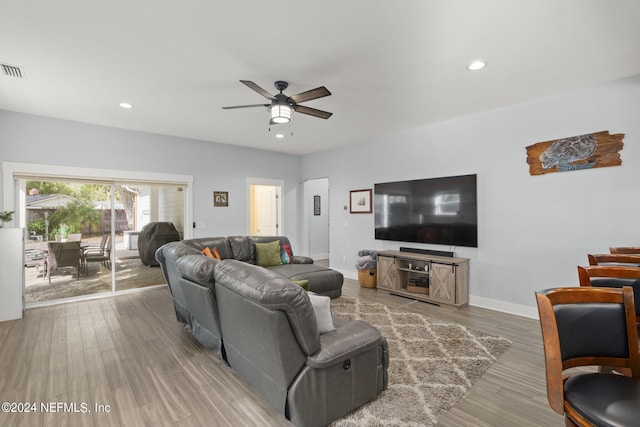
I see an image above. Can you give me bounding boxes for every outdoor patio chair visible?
[83,233,112,272]
[84,233,108,252]
[47,241,82,283]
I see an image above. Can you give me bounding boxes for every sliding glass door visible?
[18,172,188,306]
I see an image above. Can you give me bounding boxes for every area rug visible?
[330,297,512,427]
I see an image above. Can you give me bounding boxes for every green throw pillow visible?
[291,279,309,290]
[254,240,283,267]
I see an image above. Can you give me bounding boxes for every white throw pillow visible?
[308,293,335,334]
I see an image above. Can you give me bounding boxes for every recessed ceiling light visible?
[119,102,133,109]
[275,133,284,139]
[467,60,486,71]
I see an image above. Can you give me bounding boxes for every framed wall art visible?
[350,189,372,214]
[214,191,229,207]
[313,195,321,216]
[525,130,624,176]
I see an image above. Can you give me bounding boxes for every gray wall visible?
[0,111,302,248]
[3,75,639,315]
[301,76,640,314]
[303,177,329,258]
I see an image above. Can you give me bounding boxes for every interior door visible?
[254,185,279,236]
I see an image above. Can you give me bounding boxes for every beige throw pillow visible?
[308,293,335,334]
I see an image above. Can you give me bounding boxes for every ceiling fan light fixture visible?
[467,60,486,71]
[270,103,292,124]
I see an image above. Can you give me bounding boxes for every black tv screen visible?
[374,174,478,247]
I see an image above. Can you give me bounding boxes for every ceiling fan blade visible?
[240,80,274,100]
[221,104,270,110]
[289,86,331,103]
[295,105,333,119]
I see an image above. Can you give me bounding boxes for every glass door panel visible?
[23,179,186,304]
[114,183,184,292]
[23,180,113,303]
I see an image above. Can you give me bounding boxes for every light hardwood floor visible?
[0,277,561,426]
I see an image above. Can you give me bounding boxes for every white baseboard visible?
[337,268,538,319]
[310,253,329,261]
[468,295,539,319]
[336,268,357,281]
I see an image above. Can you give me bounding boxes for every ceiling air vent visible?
[1,63,25,79]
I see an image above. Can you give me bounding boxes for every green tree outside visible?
[27,181,110,239]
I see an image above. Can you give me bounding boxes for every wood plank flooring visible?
[0,275,562,426]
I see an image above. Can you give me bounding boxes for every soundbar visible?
[399,247,454,258]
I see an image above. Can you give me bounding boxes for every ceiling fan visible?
[222,80,332,125]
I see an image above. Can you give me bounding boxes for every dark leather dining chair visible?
[587,253,640,267]
[577,265,640,321]
[536,286,640,426]
[610,246,640,255]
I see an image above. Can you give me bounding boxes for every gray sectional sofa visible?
[155,236,388,426]
[155,236,343,353]
[215,260,388,427]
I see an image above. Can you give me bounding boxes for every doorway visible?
[303,178,330,261]
[248,178,284,236]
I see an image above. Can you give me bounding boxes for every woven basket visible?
[358,268,377,288]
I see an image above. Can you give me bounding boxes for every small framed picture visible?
[313,195,321,216]
[350,189,372,214]
[214,191,229,207]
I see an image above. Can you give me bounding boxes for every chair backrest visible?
[48,241,82,269]
[536,286,640,414]
[611,246,640,255]
[90,233,111,255]
[577,265,640,319]
[98,233,109,249]
[587,253,640,266]
[67,233,82,242]
[578,265,640,285]
[104,233,112,252]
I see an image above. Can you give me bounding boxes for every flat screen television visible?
[374,174,478,247]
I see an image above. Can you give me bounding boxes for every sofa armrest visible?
[291,255,314,264]
[176,254,218,290]
[306,319,387,369]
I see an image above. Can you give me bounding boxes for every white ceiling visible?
[1,1,639,155]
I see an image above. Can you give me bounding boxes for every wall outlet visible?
[342,256,347,263]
